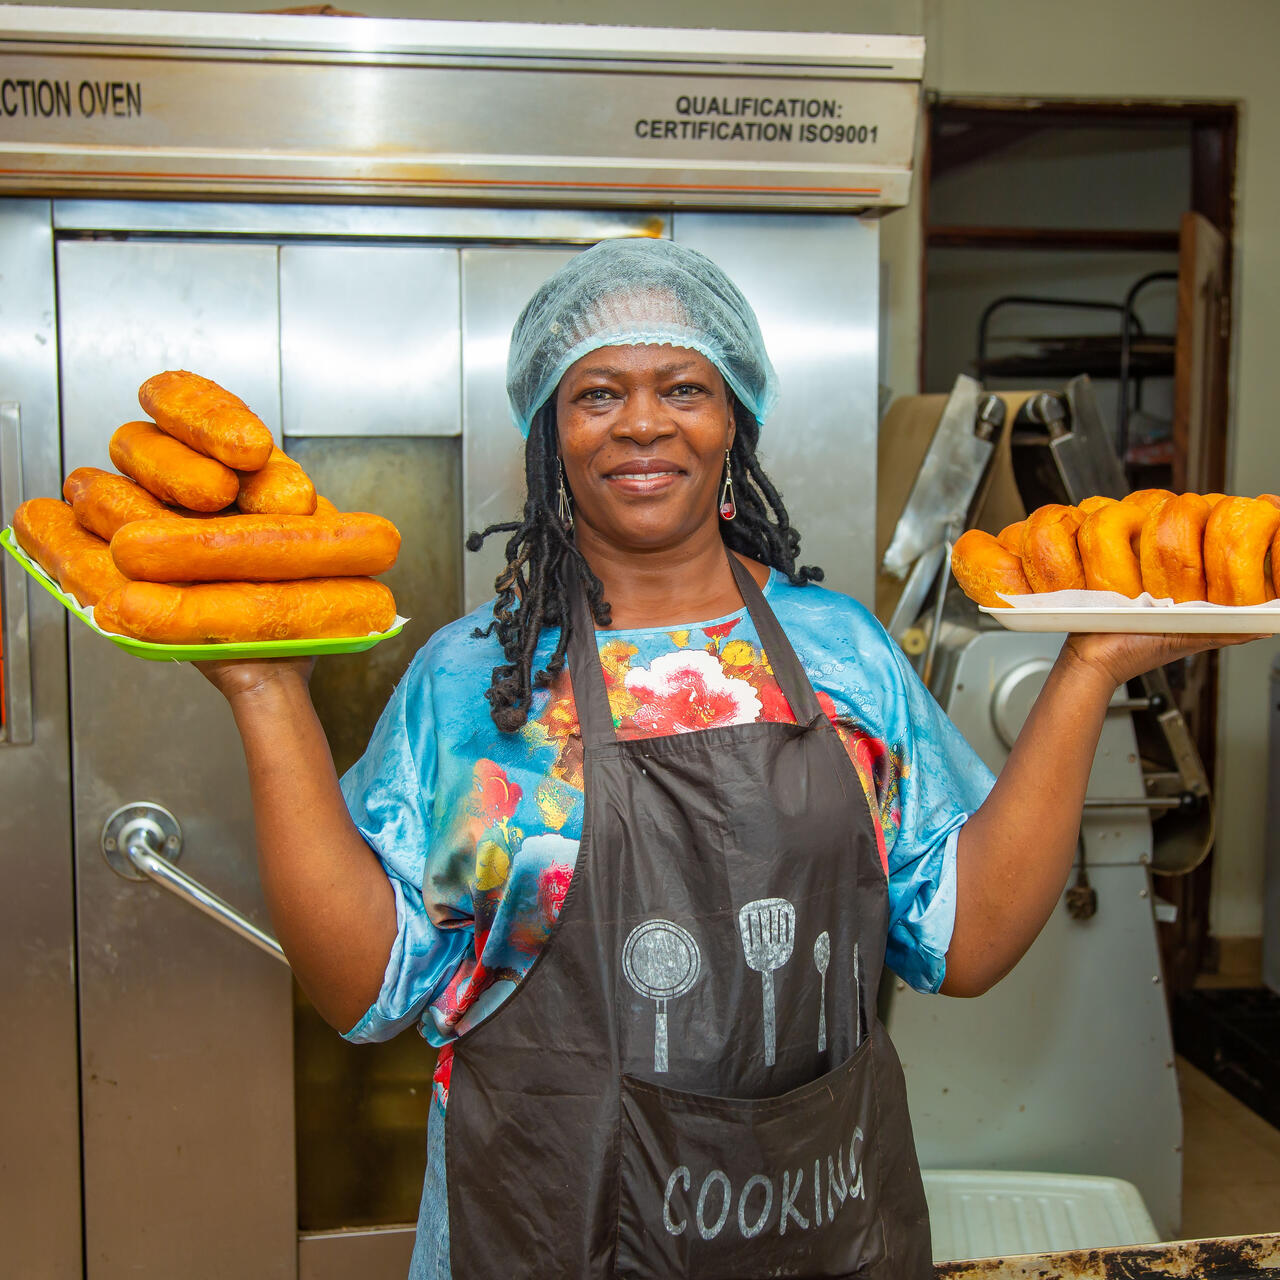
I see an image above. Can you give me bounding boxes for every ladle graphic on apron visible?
[622,919,702,1073]
[738,897,796,1066]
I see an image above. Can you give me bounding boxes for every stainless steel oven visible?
[0,10,920,1275]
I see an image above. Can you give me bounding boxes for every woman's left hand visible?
[1062,628,1268,692]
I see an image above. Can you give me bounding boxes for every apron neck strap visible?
[725,555,824,725]
[566,551,825,751]
[566,557,619,750]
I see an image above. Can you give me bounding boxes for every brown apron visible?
[447,556,933,1278]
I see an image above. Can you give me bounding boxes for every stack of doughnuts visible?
[951,489,1280,608]
[12,370,401,644]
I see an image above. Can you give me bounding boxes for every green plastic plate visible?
[1,526,407,662]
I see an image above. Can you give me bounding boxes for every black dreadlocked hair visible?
[466,399,823,732]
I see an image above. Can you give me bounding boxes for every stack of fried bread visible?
[951,489,1280,609]
[12,371,400,644]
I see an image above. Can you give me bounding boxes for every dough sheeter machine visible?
[878,374,1215,1249]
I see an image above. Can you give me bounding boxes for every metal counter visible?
[936,1234,1280,1279]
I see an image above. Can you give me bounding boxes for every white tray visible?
[981,604,1280,634]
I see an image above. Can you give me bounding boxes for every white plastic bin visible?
[923,1169,1161,1262]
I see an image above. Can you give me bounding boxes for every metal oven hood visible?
[0,5,921,207]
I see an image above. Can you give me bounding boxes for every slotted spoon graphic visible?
[622,919,702,1073]
[738,897,796,1066]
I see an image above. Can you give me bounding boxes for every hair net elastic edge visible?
[511,329,777,438]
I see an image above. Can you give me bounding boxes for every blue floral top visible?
[339,571,994,1108]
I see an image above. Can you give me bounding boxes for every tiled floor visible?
[1178,1053,1280,1239]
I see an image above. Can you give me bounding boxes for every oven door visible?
[45,206,607,1280]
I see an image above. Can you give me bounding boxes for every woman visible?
[202,238,1246,1278]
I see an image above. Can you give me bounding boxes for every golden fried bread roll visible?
[111,511,400,583]
[139,371,274,471]
[1205,497,1280,605]
[13,497,129,606]
[313,495,339,517]
[109,421,240,512]
[1139,493,1212,602]
[950,530,1031,607]
[93,578,396,644]
[236,447,317,516]
[1021,504,1086,592]
[62,466,180,540]
[1077,490,1173,596]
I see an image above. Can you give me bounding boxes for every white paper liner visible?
[996,589,1280,612]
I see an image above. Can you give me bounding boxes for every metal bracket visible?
[100,802,286,963]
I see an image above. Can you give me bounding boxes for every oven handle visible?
[0,402,34,745]
[101,802,287,964]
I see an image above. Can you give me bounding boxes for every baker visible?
[199,238,1252,1278]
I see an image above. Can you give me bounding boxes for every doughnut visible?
[996,521,1025,555]
[950,530,1031,607]
[1077,495,1116,516]
[1077,490,1173,596]
[1124,489,1177,515]
[1021,504,1086,592]
[1139,493,1212,602]
[950,491,1280,610]
[1204,496,1280,605]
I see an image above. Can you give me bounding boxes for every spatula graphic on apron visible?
[622,919,702,1073]
[739,897,795,1066]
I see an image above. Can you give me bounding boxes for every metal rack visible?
[975,271,1178,472]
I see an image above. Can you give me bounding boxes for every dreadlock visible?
[466,398,823,732]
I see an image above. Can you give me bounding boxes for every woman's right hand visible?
[193,655,316,703]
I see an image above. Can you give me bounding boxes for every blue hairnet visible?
[506,238,779,437]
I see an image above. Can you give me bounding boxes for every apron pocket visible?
[615,1034,886,1280]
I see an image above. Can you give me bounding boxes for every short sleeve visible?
[339,648,472,1043]
[880,634,994,994]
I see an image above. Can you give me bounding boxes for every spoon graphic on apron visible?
[814,930,830,1052]
[622,919,702,1073]
[738,897,796,1066]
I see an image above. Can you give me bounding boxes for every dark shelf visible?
[928,224,1181,252]
[976,334,1175,380]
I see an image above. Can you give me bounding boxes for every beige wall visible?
[19,0,1277,936]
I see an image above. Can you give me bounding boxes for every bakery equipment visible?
[0,9,921,1276]
[878,374,1210,1238]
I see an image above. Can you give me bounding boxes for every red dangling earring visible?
[718,449,737,521]
[557,459,574,534]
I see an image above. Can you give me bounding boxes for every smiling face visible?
[554,344,735,555]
